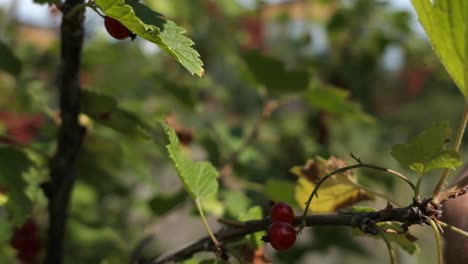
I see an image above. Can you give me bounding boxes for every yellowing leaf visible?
[292,157,372,213]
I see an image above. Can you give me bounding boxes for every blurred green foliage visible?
[0,0,465,263]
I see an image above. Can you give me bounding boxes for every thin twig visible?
[43,1,86,263]
[378,230,396,264]
[195,199,220,248]
[438,220,468,238]
[142,200,434,264]
[415,176,423,199]
[429,219,444,264]
[433,103,468,196]
[301,163,415,221]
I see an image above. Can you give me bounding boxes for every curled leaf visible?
[292,156,372,213]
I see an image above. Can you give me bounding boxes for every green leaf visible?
[0,42,21,76]
[264,179,297,207]
[199,193,224,217]
[0,215,15,263]
[242,51,309,93]
[391,122,462,175]
[95,0,204,77]
[197,192,224,217]
[0,147,32,224]
[163,123,218,200]
[353,223,419,255]
[0,217,13,244]
[223,191,251,218]
[411,0,468,98]
[239,206,263,249]
[348,207,419,255]
[149,190,187,216]
[80,90,153,139]
[304,81,373,122]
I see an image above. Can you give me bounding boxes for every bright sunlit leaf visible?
[163,123,219,200]
[95,0,204,77]
[292,156,372,213]
[411,0,468,98]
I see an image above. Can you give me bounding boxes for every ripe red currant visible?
[104,16,135,40]
[267,222,296,251]
[10,219,42,263]
[270,202,294,224]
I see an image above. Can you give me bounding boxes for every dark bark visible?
[44,1,85,263]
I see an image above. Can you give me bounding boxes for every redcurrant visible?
[10,219,42,263]
[270,202,294,224]
[267,222,296,251]
[104,16,134,40]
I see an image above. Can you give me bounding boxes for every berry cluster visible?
[265,202,296,251]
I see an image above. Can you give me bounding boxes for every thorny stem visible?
[300,163,415,227]
[195,199,220,248]
[143,200,438,264]
[433,103,468,197]
[378,230,396,264]
[429,219,444,264]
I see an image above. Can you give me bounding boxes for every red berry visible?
[270,202,294,224]
[104,16,133,40]
[267,222,296,251]
[10,219,42,264]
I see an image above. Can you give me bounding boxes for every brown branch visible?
[140,199,441,264]
[43,1,86,264]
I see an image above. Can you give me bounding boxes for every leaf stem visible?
[429,219,444,264]
[378,230,396,264]
[438,220,468,237]
[301,163,415,223]
[195,199,220,248]
[433,103,468,196]
[414,176,423,199]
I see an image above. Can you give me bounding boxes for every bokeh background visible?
[0,0,466,263]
